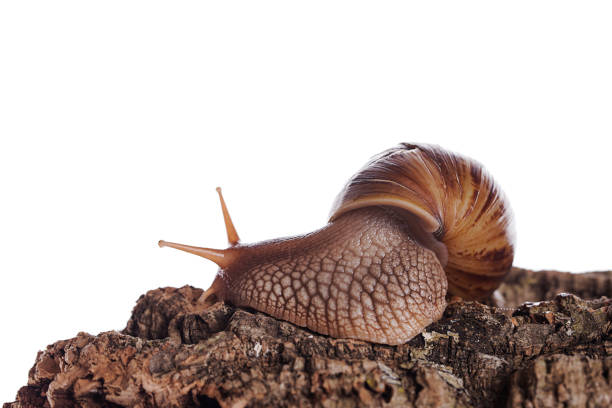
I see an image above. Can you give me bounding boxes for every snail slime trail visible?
[160,143,515,345]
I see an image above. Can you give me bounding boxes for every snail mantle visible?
[5,267,612,408]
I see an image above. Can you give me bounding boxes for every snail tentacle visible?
[157,240,237,270]
[216,187,240,246]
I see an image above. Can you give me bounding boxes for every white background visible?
[1,1,611,403]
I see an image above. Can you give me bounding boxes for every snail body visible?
[160,143,515,345]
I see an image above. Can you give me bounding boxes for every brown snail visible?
[159,143,515,345]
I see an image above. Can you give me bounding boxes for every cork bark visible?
[5,267,612,408]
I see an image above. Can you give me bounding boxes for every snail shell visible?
[330,143,515,300]
[159,143,515,345]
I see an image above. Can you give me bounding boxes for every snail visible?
[159,143,515,345]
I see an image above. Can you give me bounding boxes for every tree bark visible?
[5,267,612,408]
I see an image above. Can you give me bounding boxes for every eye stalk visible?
[158,187,240,269]
[216,187,240,246]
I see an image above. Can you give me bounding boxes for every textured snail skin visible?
[219,207,447,345]
[160,143,514,345]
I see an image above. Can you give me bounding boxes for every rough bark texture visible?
[5,267,612,408]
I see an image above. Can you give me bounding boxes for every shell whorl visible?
[329,143,515,300]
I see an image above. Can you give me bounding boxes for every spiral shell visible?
[330,143,515,300]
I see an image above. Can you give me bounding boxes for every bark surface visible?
[5,267,612,408]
